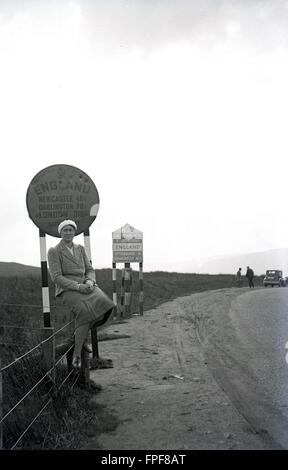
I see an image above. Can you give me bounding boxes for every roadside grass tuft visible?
[2,347,118,450]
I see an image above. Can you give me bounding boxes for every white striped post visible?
[112,262,117,319]
[39,230,51,327]
[124,262,131,316]
[84,228,92,264]
[84,228,99,360]
[139,262,144,315]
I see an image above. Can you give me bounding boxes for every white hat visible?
[58,219,77,235]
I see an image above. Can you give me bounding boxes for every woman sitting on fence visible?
[48,219,115,369]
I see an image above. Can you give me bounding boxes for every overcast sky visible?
[1,0,288,272]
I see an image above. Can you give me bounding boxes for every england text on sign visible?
[113,243,142,251]
[26,164,100,237]
[112,223,143,263]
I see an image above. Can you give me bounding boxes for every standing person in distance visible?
[246,266,255,288]
[48,219,115,369]
[236,267,242,287]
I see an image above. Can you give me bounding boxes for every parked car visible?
[263,270,286,287]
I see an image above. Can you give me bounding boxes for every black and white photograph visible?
[1,0,288,457]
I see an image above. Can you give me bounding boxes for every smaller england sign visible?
[112,223,143,263]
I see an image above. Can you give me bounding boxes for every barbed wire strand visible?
[54,344,74,369]
[0,303,68,309]
[2,325,46,331]
[42,347,76,398]
[10,397,53,450]
[0,320,74,373]
[1,311,87,449]
[0,345,77,425]
[9,367,80,450]
[1,373,52,425]
[1,342,77,425]
[61,368,79,391]
[1,325,48,331]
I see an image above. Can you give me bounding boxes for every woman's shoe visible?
[83,341,92,353]
[72,355,81,369]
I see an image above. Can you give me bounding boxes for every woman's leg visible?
[74,323,90,358]
[93,308,113,328]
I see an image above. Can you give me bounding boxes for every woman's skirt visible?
[60,286,115,330]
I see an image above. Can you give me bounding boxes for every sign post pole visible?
[124,262,131,316]
[112,224,143,317]
[39,229,51,327]
[120,268,125,318]
[83,228,92,263]
[112,262,117,319]
[83,227,99,360]
[139,262,144,316]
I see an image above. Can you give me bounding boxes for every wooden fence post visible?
[79,349,90,388]
[0,359,3,450]
[66,347,74,372]
[41,328,55,382]
[0,326,4,449]
[91,327,99,359]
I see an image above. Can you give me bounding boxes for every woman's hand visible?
[86,284,96,293]
[84,279,97,292]
[78,283,92,294]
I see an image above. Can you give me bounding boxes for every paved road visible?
[201,287,288,449]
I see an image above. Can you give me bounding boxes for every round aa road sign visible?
[26,164,100,237]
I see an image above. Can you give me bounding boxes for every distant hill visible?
[196,248,288,276]
[0,262,40,277]
[2,248,288,278]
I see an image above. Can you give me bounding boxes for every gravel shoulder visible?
[84,288,271,450]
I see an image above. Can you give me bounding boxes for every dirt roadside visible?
[83,288,271,450]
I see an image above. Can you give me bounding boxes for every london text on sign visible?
[26,164,100,237]
[112,223,143,263]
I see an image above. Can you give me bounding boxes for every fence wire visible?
[0,320,74,373]
[0,342,75,425]
[0,303,68,309]
[10,366,79,450]
[0,312,92,450]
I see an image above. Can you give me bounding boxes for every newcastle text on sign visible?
[112,223,143,263]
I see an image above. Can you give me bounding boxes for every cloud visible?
[2,0,288,55]
[75,0,288,54]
